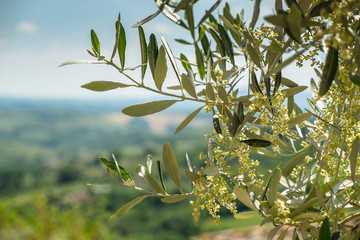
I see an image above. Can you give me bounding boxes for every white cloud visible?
[17,21,38,34]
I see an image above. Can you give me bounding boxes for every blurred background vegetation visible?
[0,98,280,239]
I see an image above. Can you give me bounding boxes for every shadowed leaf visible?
[111,195,149,218]
[163,142,181,190]
[154,45,168,91]
[319,46,338,96]
[175,107,203,134]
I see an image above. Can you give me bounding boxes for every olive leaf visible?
[206,83,216,101]
[319,46,338,96]
[350,136,359,182]
[90,29,100,55]
[175,106,203,134]
[154,45,168,91]
[161,35,181,83]
[81,81,132,92]
[111,195,150,218]
[181,73,197,98]
[161,194,191,203]
[240,139,271,147]
[117,22,126,68]
[148,34,159,78]
[269,168,281,207]
[138,26,147,80]
[233,186,257,211]
[163,142,181,191]
[319,217,331,240]
[217,23,235,65]
[122,100,178,117]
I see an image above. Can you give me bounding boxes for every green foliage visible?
[63,0,360,239]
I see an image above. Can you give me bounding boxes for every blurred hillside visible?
[0,98,278,239]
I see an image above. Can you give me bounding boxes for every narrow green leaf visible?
[266,48,307,77]
[111,195,149,218]
[233,186,257,211]
[81,81,131,92]
[209,28,226,57]
[175,107,203,134]
[58,60,105,67]
[185,4,195,37]
[319,217,331,240]
[111,14,121,61]
[181,73,197,98]
[122,100,178,117]
[237,102,244,125]
[195,43,205,79]
[136,164,166,194]
[319,46,338,96]
[174,38,192,45]
[218,86,229,104]
[161,35,181,83]
[148,34,158,78]
[282,149,307,177]
[180,54,192,72]
[285,3,302,43]
[350,136,359,182]
[138,26,147,80]
[281,77,299,87]
[163,142,181,191]
[282,86,307,98]
[269,168,281,207]
[288,197,318,218]
[154,45,168,91]
[117,23,126,68]
[161,194,191,203]
[268,226,282,240]
[156,160,166,192]
[90,29,100,55]
[249,0,261,29]
[196,0,222,27]
[287,112,312,125]
[247,43,262,69]
[185,170,200,181]
[273,71,282,95]
[132,10,161,28]
[240,139,271,147]
[206,83,216,101]
[316,181,327,212]
[99,157,132,180]
[250,71,262,94]
[174,0,192,12]
[217,24,235,65]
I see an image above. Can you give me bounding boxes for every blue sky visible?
[0,0,314,100]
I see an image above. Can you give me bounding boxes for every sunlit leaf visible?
[175,106,203,134]
[319,46,338,96]
[154,45,167,91]
[233,186,257,211]
[206,83,216,101]
[282,148,308,177]
[174,0,192,12]
[287,112,312,125]
[161,194,191,203]
[138,26,147,80]
[90,29,100,55]
[148,34,158,78]
[185,170,200,181]
[218,86,229,104]
[81,81,132,92]
[136,164,166,194]
[174,38,192,45]
[111,195,149,218]
[117,22,126,68]
[58,60,105,67]
[163,142,181,191]
[269,168,281,207]
[161,35,181,83]
[196,0,222,27]
[122,100,178,117]
[282,86,307,98]
[132,10,161,28]
[181,73,197,98]
[203,165,220,176]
